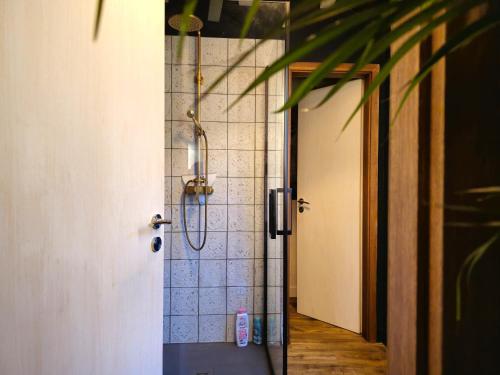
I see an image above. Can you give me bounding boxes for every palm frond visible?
[240,0,261,41]
[456,232,500,321]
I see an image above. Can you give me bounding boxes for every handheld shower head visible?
[187,109,204,134]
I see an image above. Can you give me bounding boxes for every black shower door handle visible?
[269,188,292,239]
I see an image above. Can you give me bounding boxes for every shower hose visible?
[182,131,208,251]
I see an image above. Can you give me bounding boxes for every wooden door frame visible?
[287,62,380,342]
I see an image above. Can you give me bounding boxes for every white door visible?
[297,80,364,333]
[0,1,164,374]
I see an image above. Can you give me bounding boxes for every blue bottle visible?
[253,316,263,345]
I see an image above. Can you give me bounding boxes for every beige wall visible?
[0,1,164,374]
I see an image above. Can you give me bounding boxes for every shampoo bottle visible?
[235,308,249,347]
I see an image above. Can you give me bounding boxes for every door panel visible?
[297,80,363,333]
[0,1,164,374]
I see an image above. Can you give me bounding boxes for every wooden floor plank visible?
[288,305,387,374]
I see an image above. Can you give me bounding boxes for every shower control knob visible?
[151,237,162,252]
[150,214,172,229]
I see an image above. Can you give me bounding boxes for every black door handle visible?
[298,198,310,205]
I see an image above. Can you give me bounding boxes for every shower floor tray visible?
[163,342,271,375]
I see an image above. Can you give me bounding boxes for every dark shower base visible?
[163,342,272,375]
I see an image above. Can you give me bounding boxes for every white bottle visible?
[235,308,249,347]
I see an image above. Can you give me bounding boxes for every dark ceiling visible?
[165,0,288,39]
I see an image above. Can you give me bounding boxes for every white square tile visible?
[227,259,254,287]
[254,232,264,259]
[254,178,264,204]
[201,94,227,122]
[228,150,254,177]
[163,288,170,315]
[164,232,172,260]
[201,37,228,66]
[165,64,172,93]
[256,39,279,67]
[227,287,254,314]
[255,95,285,123]
[172,36,195,65]
[165,121,172,149]
[164,205,172,234]
[206,204,227,232]
[170,204,201,232]
[255,95,265,123]
[171,315,198,343]
[171,260,198,287]
[163,316,170,344]
[203,122,227,149]
[254,150,264,177]
[228,122,255,150]
[172,121,196,149]
[165,149,172,177]
[171,288,198,315]
[171,232,200,259]
[228,67,256,95]
[254,287,264,314]
[267,313,281,343]
[255,68,284,95]
[164,177,172,205]
[205,149,227,178]
[201,66,228,95]
[199,260,226,287]
[228,95,255,122]
[255,204,264,232]
[255,123,278,151]
[275,122,285,151]
[172,93,195,121]
[228,39,256,67]
[199,288,226,315]
[228,178,254,204]
[165,36,172,64]
[200,232,227,260]
[171,148,196,176]
[228,205,254,232]
[165,93,172,120]
[164,260,171,287]
[199,315,226,343]
[254,259,264,287]
[228,232,254,259]
[172,65,196,93]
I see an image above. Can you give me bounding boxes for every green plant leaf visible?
[176,0,198,60]
[312,0,454,109]
[456,232,500,321]
[204,0,378,98]
[235,1,400,107]
[240,0,261,41]
[457,186,500,195]
[280,0,437,112]
[339,0,481,133]
[392,10,500,126]
[93,0,105,41]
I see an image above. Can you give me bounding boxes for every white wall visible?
[163,36,285,343]
[0,1,164,374]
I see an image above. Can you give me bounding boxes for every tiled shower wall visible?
[164,35,285,343]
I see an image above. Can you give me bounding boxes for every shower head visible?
[168,14,204,33]
[187,109,204,134]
